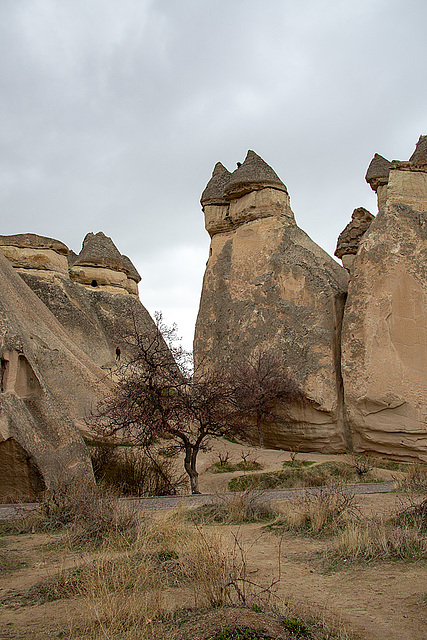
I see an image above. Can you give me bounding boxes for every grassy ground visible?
[1,447,426,639]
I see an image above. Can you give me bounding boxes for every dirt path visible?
[232,522,427,640]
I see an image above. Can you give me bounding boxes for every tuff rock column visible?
[194,150,349,452]
[341,136,427,461]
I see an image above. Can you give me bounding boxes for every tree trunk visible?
[184,444,201,494]
[257,415,264,447]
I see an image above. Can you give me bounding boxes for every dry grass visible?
[322,470,427,569]
[189,491,278,525]
[268,484,360,537]
[1,478,139,547]
[45,509,282,638]
[323,517,427,569]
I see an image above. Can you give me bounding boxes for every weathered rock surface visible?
[0,233,69,277]
[0,251,107,500]
[335,207,375,273]
[19,270,157,369]
[341,144,427,461]
[195,151,349,452]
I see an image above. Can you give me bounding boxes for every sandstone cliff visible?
[195,151,349,452]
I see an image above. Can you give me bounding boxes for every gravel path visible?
[0,482,394,520]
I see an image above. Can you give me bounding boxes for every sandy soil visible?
[0,443,426,640]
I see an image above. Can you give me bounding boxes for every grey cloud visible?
[1,0,426,347]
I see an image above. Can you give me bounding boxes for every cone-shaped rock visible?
[201,162,231,206]
[224,150,288,200]
[73,231,128,273]
[69,231,140,295]
[409,134,427,166]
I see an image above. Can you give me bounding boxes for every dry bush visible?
[398,463,427,493]
[6,477,139,546]
[348,454,374,478]
[89,443,186,496]
[190,491,277,525]
[269,484,360,536]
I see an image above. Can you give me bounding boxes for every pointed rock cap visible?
[409,135,427,165]
[224,150,288,200]
[73,232,130,274]
[67,249,79,267]
[0,233,68,255]
[365,153,392,190]
[200,162,231,206]
[121,255,141,283]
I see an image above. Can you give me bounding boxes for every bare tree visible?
[233,348,306,447]
[89,313,246,494]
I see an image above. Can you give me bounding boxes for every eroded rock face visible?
[20,270,158,369]
[195,151,349,452]
[0,251,105,500]
[342,150,427,461]
[0,233,69,278]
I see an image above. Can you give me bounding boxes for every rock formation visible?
[195,150,349,452]
[69,231,141,296]
[0,250,102,500]
[334,207,375,273]
[0,230,164,499]
[340,136,427,461]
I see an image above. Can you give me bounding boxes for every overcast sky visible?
[1,0,426,349]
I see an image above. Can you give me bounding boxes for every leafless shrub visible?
[289,447,300,465]
[89,443,186,496]
[348,454,374,478]
[7,477,139,546]
[272,483,360,536]
[398,463,427,494]
[218,451,231,467]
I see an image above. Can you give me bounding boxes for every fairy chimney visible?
[195,151,349,453]
[342,136,427,461]
[69,232,141,296]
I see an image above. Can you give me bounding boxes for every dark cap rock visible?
[224,150,288,200]
[365,154,392,191]
[121,254,141,283]
[73,232,129,273]
[409,135,427,166]
[200,162,231,206]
